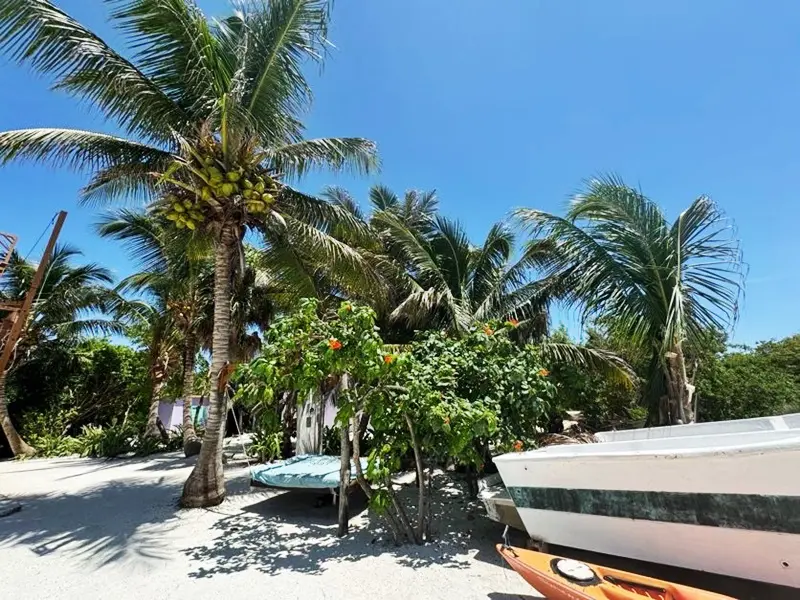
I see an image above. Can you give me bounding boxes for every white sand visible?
[0,453,540,600]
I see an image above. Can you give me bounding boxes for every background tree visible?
[696,335,800,421]
[98,210,211,452]
[380,216,553,337]
[0,0,378,506]
[12,338,148,456]
[516,176,744,425]
[324,184,554,339]
[0,246,118,456]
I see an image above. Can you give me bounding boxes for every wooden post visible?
[0,211,67,376]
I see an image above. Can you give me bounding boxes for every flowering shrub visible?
[233,301,556,543]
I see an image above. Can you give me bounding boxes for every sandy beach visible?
[0,453,539,600]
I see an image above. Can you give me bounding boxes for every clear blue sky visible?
[2,0,799,345]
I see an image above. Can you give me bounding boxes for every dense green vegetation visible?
[0,0,794,537]
[696,335,800,422]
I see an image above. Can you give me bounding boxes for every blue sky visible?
[2,0,799,345]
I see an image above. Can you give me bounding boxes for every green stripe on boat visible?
[506,487,800,534]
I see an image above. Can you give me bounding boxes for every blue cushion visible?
[250,454,368,489]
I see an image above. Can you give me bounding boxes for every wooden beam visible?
[0,211,67,375]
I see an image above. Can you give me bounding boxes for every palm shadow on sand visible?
[182,476,509,578]
[0,476,181,567]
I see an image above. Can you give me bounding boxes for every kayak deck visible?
[496,544,736,600]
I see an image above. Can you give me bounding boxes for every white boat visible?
[596,412,800,442]
[494,429,800,587]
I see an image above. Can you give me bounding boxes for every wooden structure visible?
[0,212,67,374]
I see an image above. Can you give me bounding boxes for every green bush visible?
[76,424,135,458]
[696,350,800,421]
[25,432,82,457]
[11,339,150,442]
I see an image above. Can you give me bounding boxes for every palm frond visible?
[369,184,399,211]
[0,0,185,143]
[53,317,126,339]
[514,206,648,333]
[269,137,379,179]
[0,128,170,181]
[667,195,744,350]
[274,213,387,303]
[469,222,514,307]
[427,216,471,301]
[277,186,374,247]
[540,342,637,387]
[320,185,364,220]
[375,211,447,291]
[95,210,170,275]
[80,159,168,205]
[237,0,331,142]
[256,232,320,302]
[109,0,226,116]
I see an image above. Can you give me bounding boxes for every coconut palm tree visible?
[516,175,744,425]
[0,0,378,506]
[0,246,119,456]
[98,212,288,455]
[375,214,553,337]
[97,210,209,451]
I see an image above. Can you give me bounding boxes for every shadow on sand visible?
[0,477,181,567]
[182,475,510,579]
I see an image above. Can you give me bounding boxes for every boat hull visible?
[495,430,800,587]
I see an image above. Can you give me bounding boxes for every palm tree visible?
[0,0,378,506]
[320,184,636,380]
[376,213,553,337]
[516,176,744,425]
[98,210,210,452]
[124,300,181,439]
[0,246,118,456]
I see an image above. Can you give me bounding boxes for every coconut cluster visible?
[159,150,278,230]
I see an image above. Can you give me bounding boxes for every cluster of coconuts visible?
[164,195,205,230]
[161,152,278,230]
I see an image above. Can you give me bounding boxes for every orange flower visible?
[328,338,342,350]
[483,325,494,336]
[506,318,519,327]
[538,368,550,377]
[343,303,352,312]
[383,354,395,364]
[443,416,450,425]
[513,440,524,452]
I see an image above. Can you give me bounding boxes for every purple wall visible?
[157,396,209,431]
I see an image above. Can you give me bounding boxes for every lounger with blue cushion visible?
[250,454,368,492]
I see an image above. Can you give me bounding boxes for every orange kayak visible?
[496,544,736,600]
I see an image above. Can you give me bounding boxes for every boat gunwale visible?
[494,434,800,464]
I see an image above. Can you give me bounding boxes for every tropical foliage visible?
[516,176,744,425]
[0,0,790,551]
[0,245,119,455]
[234,299,558,542]
[696,335,800,421]
[0,0,378,506]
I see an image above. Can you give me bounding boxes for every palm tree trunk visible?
[181,223,236,508]
[181,334,201,457]
[0,371,34,457]
[144,386,162,439]
[145,338,168,439]
[664,343,695,425]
